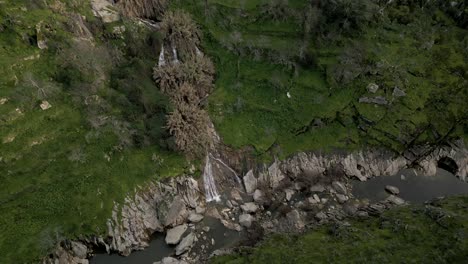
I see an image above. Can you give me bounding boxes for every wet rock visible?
[241,202,258,214]
[165,224,188,245]
[336,194,348,204]
[253,189,264,203]
[308,196,318,204]
[401,174,406,181]
[188,213,204,223]
[243,170,257,193]
[332,181,347,195]
[367,83,379,93]
[230,189,243,201]
[310,184,325,193]
[385,185,400,195]
[71,241,87,259]
[386,195,405,205]
[175,233,195,255]
[239,214,254,228]
[202,226,210,232]
[205,207,222,220]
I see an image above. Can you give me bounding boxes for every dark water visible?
[352,168,468,203]
[90,216,243,264]
[90,233,172,264]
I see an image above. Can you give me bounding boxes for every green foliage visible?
[212,196,468,264]
[172,0,467,158]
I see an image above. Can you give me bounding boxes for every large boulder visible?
[332,181,347,195]
[165,224,188,245]
[243,170,257,194]
[239,214,254,228]
[188,213,204,223]
[385,185,400,195]
[240,202,258,214]
[175,233,195,255]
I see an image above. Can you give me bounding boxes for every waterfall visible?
[203,155,221,202]
[172,46,179,64]
[209,153,242,184]
[158,46,166,67]
[195,46,203,57]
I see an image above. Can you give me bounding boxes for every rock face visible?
[165,224,188,245]
[243,170,257,193]
[106,177,202,256]
[91,0,120,23]
[385,185,400,195]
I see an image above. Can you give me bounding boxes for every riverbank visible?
[43,142,468,263]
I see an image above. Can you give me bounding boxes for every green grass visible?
[172,0,468,158]
[212,196,468,264]
[0,2,186,262]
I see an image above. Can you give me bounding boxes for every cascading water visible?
[172,46,179,64]
[158,46,166,67]
[209,153,242,184]
[203,155,221,202]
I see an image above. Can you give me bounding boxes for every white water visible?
[172,46,179,64]
[209,153,242,184]
[203,155,221,202]
[158,46,166,67]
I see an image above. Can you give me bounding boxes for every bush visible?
[166,103,212,157]
[118,0,168,19]
[160,10,201,59]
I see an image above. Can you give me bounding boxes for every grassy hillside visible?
[172,0,468,158]
[0,1,186,262]
[212,196,468,263]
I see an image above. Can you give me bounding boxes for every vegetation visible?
[171,0,468,159]
[118,0,168,19]
[212,196,468,264]
[153,10,216,157]
[0,1,186,262]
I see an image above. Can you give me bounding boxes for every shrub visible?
[166,103,212,157]
[118,0,168,19]
[160,10,201,59]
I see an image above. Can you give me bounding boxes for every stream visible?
[353,168,468,203]
[90,216,243,264]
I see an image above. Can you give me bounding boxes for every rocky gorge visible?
[42,140,468,264]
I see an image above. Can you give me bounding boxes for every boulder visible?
[392,87,406,97]
[336,194,348,204]
[332,181,347,195]
[195,206,206,214]
[253,189,264,203]
[188,213,204,223]
[239,214,254,228]
[91,0,120,23]
[285,189,295,201]
[240,202,258,214]
[243,170,257,193]
[315,212,327,221]
[386,195,405,205]
[165,224,188,245]
[164,196,188,227]
[385,185,400,195]
[175,233,195,255]
[153,257,188,264]
[367,83,379,93]
[40,101,52,110]
[71,241,87,259]
[310,184,325,193]
[286,210,305,230]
